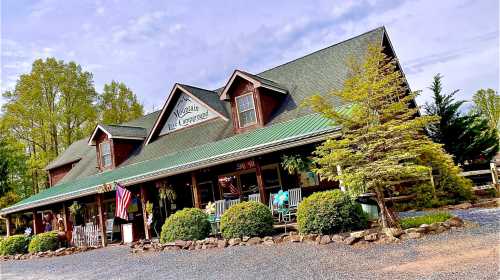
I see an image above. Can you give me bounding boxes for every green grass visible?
[400,211,453,229]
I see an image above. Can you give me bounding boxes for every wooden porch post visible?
[5,215,12,237]
[32,209,42,234]
[140,185,151,240]
[96,193,107,247]
[62,203,69,231]
[255,159,267,204]
[191,172,201,208]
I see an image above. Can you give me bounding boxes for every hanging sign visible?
[160,93,217,135]
[236,159,255,170]
[97,183,115,193]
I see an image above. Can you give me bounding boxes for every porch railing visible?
[71,224,100,247]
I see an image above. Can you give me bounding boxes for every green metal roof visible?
[45,139,94,170]
[1,113,338,214]
[100,124,147,138]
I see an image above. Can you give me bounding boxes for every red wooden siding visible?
[48,162,74,187]
[228,78,283,133]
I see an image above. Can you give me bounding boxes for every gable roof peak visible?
[219,69,288,100]
[88,124,147,145]
[144,83,229,145]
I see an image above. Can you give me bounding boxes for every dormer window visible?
[236,93,257,127]
[219,70,288,133]
[100,141,112,169]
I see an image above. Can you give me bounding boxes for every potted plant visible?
[281,154,312,175]
[204,202,216,221]
[69,201,83,226]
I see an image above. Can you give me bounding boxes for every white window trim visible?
[235,92,257,128]
[99,141,112,169]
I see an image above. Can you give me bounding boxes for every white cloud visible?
[30,0,57,18]
[111,11,168,43]
[1,0,498,112]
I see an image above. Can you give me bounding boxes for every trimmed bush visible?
[400,211,452,229]
[0,235,30,255]
[28,231,59,253]
[160,208,210,242]
[297,190,368,234]
[220,201,274,239]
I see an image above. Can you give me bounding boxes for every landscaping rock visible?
[364,233,378,242]
[289,235,302,243]
[242,236,250,242]
[319,235,331,245]
[217,239,227,248]
[407,232,422,239]
[55,248,66,253]
[355,240,369,246]
[247,237,262,245]
[472,198,499,208]
[331,234,345,242]
[304,234,318,243]
[263,239,274,246]
[428,223,440,231]
[273,234,285,244]
[405,228,418,234]
[415,225,428,233]
[228,238,241,246]
[435,226,447,233]
[377,235,399,244]
[452,202,472,210]
[445,216,464,227]
[350,230,369,239]
[263,236,273,242]
[383,227,403,238]
[343,236,357,245]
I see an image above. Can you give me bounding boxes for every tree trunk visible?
[374,186,399,228]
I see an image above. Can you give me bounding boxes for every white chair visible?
[214,200,226,221]
[105,218,114,242]
[288,188,302,209]
[269,193,278,216]
[286,188,302,221]
[226,198,241,209]
[248,193,260,203]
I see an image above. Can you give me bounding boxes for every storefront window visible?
[240,172,258,194]
[199,181,215,207]
[262,166,281,190]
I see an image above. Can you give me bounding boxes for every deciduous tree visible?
[98,81,144,124]
[1,58,97,193]
[472,88,499,136]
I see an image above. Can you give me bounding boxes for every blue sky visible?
[1,0,498,112]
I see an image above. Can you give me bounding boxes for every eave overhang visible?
[1,125,340,215]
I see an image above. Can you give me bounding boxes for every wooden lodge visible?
[0,27,407,245]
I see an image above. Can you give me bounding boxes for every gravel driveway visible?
[1,207,499,280]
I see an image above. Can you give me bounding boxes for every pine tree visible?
[424,75,499,164]
[305,44,454,228]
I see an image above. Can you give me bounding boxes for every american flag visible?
[115,183,132,220]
